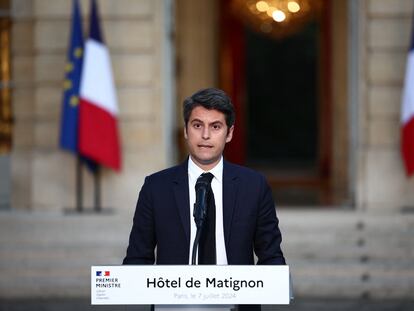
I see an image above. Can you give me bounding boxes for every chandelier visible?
[231,0,323,39]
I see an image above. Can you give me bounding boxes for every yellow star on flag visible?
[74,47,83,58]
[70,95,79,107]
[63,79,72,90]
[65,62,73,72]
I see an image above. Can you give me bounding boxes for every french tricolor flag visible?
[79,0,121,171]
[401,18,414,176]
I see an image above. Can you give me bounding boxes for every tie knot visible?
[197,172,214,184]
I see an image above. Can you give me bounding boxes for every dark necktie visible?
[196,172,216,264]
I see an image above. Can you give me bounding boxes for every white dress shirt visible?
[188,156,228,265]
[155,157,234,310]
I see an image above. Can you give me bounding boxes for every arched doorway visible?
[175,0,350,206]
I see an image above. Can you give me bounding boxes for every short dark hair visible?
[183,88,235,128]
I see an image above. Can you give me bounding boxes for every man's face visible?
[184,106,234,170]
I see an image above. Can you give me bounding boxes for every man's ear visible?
[226,125,234,143]
[184,126,188,139]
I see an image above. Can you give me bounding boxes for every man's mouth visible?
[198,144,213,149]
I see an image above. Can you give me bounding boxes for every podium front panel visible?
[91,265,290,305]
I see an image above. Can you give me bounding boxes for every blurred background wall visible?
[9,0,174,211]
[4,0,414,212]
[1,0,414,309]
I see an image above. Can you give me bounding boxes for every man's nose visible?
[202,127,210,139]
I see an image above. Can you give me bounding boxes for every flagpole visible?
[76,155,83,212]
[94,165,101,212]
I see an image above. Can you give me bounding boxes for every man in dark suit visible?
[123,88,286,309]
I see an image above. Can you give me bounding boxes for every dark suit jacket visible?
[123,159,285,265]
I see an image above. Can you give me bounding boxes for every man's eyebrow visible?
[190,119,224,125]
[211,120,224,125]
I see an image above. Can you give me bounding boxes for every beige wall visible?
[175,0,218,104]
[11,0,172,210]
[175,0,218,160]
[357,0,414,209]
[331,0,349,205]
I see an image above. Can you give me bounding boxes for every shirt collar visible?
[188,156,223,183]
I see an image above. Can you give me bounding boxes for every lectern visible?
[91,265,291,308]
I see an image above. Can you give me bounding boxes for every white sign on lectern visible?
[91,265,290,305]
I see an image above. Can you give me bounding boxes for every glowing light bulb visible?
[272,9,286,22]
[266,6,276,17]
[256,1,269,12]
[287,1,300,13]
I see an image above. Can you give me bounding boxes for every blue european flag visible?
[59,0,84,153]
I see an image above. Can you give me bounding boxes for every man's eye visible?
[193,123,201,128]
[212,124,221,130]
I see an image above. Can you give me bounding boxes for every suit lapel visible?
[173,160,190,245]
[223,161,239,247]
